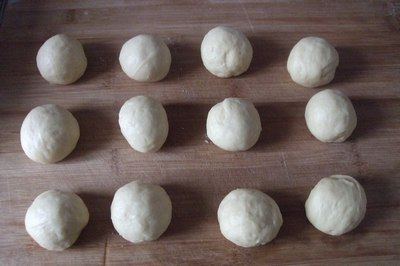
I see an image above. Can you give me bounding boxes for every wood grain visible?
[0,0,399,265]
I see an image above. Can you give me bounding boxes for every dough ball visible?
[305,89,357,142]
[201,26,253,78]
[287,36,339,88]
[305,175,367,236]
[36,34,87,85]
[20,104,80,164]
[206,98,261,151]
[25,190,89,251]
[111,181,172,243]
[218,188,283,247]
[119,95,169,153]
[119,35,171,82]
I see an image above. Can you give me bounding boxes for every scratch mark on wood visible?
[387,0,400,30]
[239,0,255,33]
[110,148,120,176]
[281,152,291,181]
[351,143,367,176]
[6,177,11,212]
[103,237,109,266]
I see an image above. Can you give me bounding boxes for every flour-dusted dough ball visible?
[20,104,80,164]
[287,36,339,88]
[119,35,171,82]
[119,96,169,153]
[206,98,261,151]
[25,190,89,251]
[201,26,253,78]
[218,189,283,247]
[36,34,87,85]
[305,175,367,236]
[305,89,357,142]
[111,181,172,243]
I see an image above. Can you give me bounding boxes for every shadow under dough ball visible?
[218,188,283,247]
[36,34,87,85]
[305,175,367,236]
[201,26,253,78]
[119,34,171,82]
[25,190,89,251]
[287,36,339,88]
[111,181,172,243]
[20,104,80,164]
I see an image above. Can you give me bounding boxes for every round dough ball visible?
[20,104,80,164]
[305,89,357,142]
[201,26,253,78]
[206,98,261,151]
[111,181,172,243]
[36,34,87,85]
[25,190,89,251]
[287,36,339,88]
[305,175,367,236]
[119,35,171,82]
[119,95,169,153]
[218,188,283,247]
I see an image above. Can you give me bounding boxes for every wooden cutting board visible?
[1,1,399,265]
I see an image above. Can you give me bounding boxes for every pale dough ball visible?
[119,95,169,153]
[287,36,339,88]
[111,181,172,243]
[36,34,87,85]
[218,188,283,247]
[206,98,261,151]
[25,190,89,251]
[20,104,80,164]
[201,26,253,78]
[305,89,357,142]
[305,175,367,236]
[119,35,171,82]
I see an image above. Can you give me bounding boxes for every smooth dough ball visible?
[305,175,367,236]
[201,26,253,78]
[305,89,357,142]
[119,35,171,82]
[20,104,80,164]
[36,34,87,85]
[287,36,339,88]
[111,181,172,243]
[206,98,261,151]
[218,188,283,247]
[25,190,89,251]
[119,96,169,153]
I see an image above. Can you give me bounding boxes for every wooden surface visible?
[1,0,400,265]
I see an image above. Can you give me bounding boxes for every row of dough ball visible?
[25,175,367,251]
[37,27,338,86]
[20,90,357,164]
